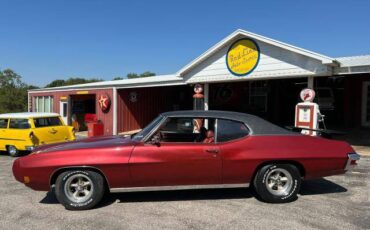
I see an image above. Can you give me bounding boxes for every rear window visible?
[9,119,31,129]
[217,119,249,142]
[0,119,8,128]
[34,117,62,128]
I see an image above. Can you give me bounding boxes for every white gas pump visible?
[295,88,323,136]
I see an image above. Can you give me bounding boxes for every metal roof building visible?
[28,29,370,135]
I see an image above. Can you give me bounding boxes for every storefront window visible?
[34,96,53,112]
[249,81,268,112]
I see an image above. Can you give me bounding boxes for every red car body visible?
[13,110,360,209]
[13,129,356,192]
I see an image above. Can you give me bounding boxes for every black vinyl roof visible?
[161,110,296,136]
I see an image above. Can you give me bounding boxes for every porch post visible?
[204,83,209,111]
[308,76,314,89]
[113,87,118,135]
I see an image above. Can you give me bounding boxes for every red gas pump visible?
[295,89,323,136]
[85,114,104,137]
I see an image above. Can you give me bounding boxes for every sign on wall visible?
[129,92,138,103]
[98,94,111,113]
[226,38,260,76]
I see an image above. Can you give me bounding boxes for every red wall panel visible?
[117,87,168,133]
[29,89,114,135]
[117,86,193,133]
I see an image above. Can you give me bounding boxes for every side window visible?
[217,119,249,143]
[154,117,216,143]
[34,117,62,128]
[0,119,8,128]
[9,119,31,129]
[160,118,194,133]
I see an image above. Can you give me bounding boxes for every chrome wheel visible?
[7,145,19,157]
[265,168,293,196]
[64,174,94,203]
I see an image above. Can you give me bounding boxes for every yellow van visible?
[0,113,76,157]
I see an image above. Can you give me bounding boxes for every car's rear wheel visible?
[55,170,105,210]
[7,145,19,157]
[253,163,301,203]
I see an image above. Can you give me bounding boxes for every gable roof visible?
[177,29,336,77]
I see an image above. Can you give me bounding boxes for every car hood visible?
[33,135,136,153]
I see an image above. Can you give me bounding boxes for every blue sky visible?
[1,0,370,86]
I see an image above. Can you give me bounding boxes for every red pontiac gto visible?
[13,110,360,210]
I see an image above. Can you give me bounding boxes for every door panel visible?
[32,116,69,144]
[32,127,55,144]
[219,138,255,184]
[47,117,71,142]
[32,126,69,144]
[60,101,68,125]
[362,82,370,127]
[129,142,221,187]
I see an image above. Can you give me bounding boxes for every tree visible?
[126,73,139,79]
[113,77,124,80]
[126,71,156,79]
[45,77,102,88]
[0,69,29,113]
[45,79,66,88]
[140,71,156,78]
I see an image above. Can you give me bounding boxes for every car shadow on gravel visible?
[98,179,347,208]
[39,179,348,209]
[39,188,254,209]
[0,151,29,157]
[96,188,254,208]
[300,178,347,195]
[40,192,59,204]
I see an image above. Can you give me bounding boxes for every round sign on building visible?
[226,38,260,76]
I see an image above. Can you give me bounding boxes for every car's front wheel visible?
[253,163,301,203]
[55,170,105,210]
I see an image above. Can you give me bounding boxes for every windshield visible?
[132,115,163,141]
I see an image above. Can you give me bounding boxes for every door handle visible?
[205,149,219,154]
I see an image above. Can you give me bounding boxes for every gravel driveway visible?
[0,154,369,230]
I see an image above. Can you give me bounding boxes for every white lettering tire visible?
[253,164,301,203]
[55,170,105,210]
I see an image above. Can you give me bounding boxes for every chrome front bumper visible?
[25,146,35,151]
[345,153,360,171]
